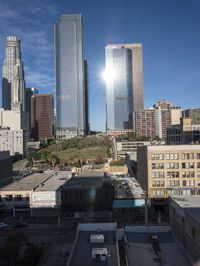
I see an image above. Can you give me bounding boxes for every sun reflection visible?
[101,68,116,84]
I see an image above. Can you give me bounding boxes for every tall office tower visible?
[31,94,54,141]
[2,36,25,111]
[105,44,144,136]
[55,14,86,141]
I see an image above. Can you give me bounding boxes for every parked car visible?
[13,222,28,228]
[0,222,7,228]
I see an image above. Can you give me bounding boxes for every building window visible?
[159,154,164,160]
[167,172,179,178]
[166,154,170,160]
[182,171,195,178]
[174,154,179,160]
[197,153,200,159]
[152,163,164,169]
[181,153,194,160]
[152,172,164,179]
[182,180,195,186]
[15,195,23,201]
[5,195,13,201]
[182,162,194,169]
[152,181,165,187]
[167,163,179,169]
[168,180,180,187]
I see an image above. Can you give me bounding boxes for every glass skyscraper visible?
[55,14,86,140]
[105,44,144,135]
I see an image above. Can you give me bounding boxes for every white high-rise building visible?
[0,109,29,157]
[2,36,25,111]
[0,129,25,157]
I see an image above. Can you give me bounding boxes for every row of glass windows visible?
[152,171,200,178]
[152,180,198,187]
[152,162,200,169]
[151,153,200,160]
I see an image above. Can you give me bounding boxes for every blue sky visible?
[0,0,200,131]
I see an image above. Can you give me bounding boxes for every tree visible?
[110,159,126,166]
[95,154,104,164]
[106,148,112,157]
[127,132,137,141]
[63,137,79,149]
[47,154,60,167]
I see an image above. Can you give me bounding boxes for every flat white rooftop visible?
[171,196,200,223]
[146,144,200,151]
[0,171,71,192]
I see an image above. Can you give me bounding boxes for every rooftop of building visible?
[125,229,190,266]
[68,223,118,266]
[69,230,118,266]
[64,172,112,189]
[68,224,190,266]
[106,43,142,48]
[114,177,144,199]
[170,196,200,223]
[0,171,71,192]
[140,144,200,151]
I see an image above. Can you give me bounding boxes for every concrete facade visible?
[0,128,25,157]
[169,196,200,263]
[137,145,200,198]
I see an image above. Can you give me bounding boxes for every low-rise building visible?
[61,172,114,212]
[104,163,128,176]
[167,118,200,144]
[67,223,119,266]
[169,196,200,263]
[115,140,151,159]
[137,145,200,199]
[0,171,71,214]
[67,223,190,266]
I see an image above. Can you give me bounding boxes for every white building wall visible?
[31,191,61,208]
[0,129,25,156]
[155,108,162,138]
[170,108,182,125]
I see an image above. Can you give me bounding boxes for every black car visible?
[14,222,28,228]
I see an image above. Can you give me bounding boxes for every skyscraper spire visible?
[2,36,25,111]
